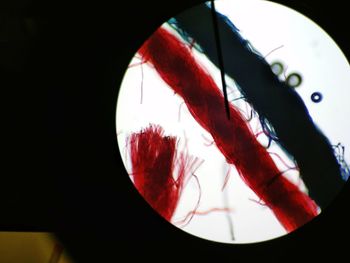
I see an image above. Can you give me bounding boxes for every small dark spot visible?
[311,92,323,103]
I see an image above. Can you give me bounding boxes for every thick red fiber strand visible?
[138,27,318,232]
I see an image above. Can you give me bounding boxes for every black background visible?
[2,0,350,262]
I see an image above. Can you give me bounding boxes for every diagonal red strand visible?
[138,27,318,232]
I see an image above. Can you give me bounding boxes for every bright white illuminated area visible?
[116,0,350,244]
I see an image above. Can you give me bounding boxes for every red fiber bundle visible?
[138,27,318,231]
[129,125,189,221]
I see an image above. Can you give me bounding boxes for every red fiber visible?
[129,124,201,222]
[222,166,231,191]
[129,125,181,221]
[176,207,234,227]
[138,27,318,232]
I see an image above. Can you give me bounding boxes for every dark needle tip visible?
[210,1,230,120]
